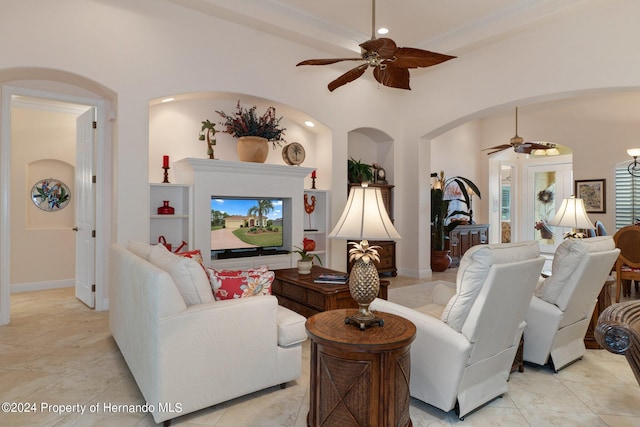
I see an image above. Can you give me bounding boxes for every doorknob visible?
[72,227,78,231]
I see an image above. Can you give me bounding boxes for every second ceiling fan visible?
[296,0,456,92]
[484,107,556,155]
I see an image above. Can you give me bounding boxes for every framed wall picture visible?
[574,179,606,213]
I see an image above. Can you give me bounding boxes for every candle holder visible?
[311,175,317,189]
[162,166,170,183]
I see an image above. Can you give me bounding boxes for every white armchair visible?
[371,241,544,419]
[523,236,620,371]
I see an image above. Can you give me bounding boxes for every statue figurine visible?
[304,194,317,231]
[200,120,217,159]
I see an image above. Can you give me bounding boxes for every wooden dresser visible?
[447,224,489,267]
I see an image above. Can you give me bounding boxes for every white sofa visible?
[523,236,620,371]
[371,241,544,419]
[109,242,307,425]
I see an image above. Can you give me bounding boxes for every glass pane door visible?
[526,162,572,254]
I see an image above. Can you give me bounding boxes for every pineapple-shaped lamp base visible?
[345,240,385,330]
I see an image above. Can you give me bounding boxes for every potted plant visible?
[215,101,287,163]
[291,244,322,275]
[431,171,482,271]
[347,157,374,184]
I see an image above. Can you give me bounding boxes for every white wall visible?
[10,107,75,285]
[2,0,640,283]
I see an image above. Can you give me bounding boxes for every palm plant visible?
[347,158,374,183]
[247,199,274,231]
[431,171,482,251]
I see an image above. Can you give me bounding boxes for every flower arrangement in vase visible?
[215,101,287,162]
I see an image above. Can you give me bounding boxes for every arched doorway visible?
[0,68,115,324]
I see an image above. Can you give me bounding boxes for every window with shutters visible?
[615,163,640,230]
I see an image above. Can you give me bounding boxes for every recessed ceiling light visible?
[161,97,175,103]
[304,121,315,128]
[377,27,389,35]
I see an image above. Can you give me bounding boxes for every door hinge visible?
[92,230,96,238]
[91,284,96,292]
[92,175,96,183]
[92,121,97,129]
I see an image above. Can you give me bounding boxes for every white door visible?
[525,161,572,254]
[75,108,96,308]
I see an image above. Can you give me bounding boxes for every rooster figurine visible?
[304,194,316,230]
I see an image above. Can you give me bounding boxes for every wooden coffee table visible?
[272,266,388,318]
[306,309,416,426]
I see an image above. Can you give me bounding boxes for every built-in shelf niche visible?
[174,158,314,268]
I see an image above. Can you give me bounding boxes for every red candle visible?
[311,170,317,179]
[163,155,169,168]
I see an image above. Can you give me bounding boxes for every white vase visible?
[297,259,312,275]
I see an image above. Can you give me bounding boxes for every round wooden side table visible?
[305,309,416,427]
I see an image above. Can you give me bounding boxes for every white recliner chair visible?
[523,236,619,371]
[371,240,544,419]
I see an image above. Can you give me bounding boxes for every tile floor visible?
[1,273,640,426]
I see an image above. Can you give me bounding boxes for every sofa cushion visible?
[276,306,307,347]
[207,266,274,300]
[535,236,614,305]
[441,240,539,332]
[127,240,154,261]
[176,249,205,268]
[149,244,214,306]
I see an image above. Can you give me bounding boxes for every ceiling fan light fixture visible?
[484,108,557,156]
[295,0,455,92]
[377,27,389,35]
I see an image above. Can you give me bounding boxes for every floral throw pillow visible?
[206,266,274,300]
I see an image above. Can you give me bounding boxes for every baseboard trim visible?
[11,279,74,293]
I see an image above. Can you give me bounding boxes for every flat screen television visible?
[210,196,286,259]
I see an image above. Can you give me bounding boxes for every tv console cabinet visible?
[210,254,291,271]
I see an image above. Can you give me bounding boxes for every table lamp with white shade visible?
[329,183,401,330]
[548,196,594,238]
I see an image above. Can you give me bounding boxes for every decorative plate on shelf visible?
[282,142,306,165]
[31,179,71,212]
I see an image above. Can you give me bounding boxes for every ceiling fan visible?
[296,0,456,92]
[484,107,556,155]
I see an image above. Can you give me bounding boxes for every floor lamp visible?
[329,183,401,330]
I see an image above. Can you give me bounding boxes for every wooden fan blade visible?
[482,144,512,151]
[373,66,410,90]
[328,64,368,92]
[486,149,507,156]
[360,37,397,59]
[522,142,555,150]
[297,58,363,66]
[386,47,456,68]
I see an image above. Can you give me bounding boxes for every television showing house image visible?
[210,196,285,258]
